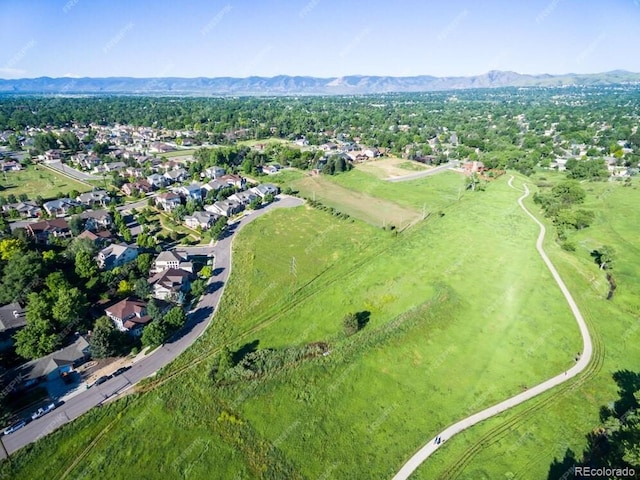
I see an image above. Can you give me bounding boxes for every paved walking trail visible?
[392,176,593,479]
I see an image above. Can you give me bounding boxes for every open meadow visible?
[0,165,91,200]
[356,157,429,179]
[290,168,463,228]
[413,175,640,479]
[0,171,595,480]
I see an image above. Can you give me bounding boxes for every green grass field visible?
[412,176,640,480]
[158,148,198,158]
[1,172,597,480]
[0,165,91,200]
[288,168,464,228]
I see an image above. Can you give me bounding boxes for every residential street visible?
[44,161,103,181]
[0,196,304,458]
[392,178,593,480]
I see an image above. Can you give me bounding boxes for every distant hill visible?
[1,71,639,96]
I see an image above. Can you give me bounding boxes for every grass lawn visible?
[1,174,588,479]
[286,167,465,228]
[328,168,466,212]
[0,165,91,200]
[291,174,422,227]
[158,149,198,158]
[412,176,640,479]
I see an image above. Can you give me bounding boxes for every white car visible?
[31,402,56,420]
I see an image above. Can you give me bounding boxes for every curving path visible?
[0,196,304,458]
[392,176,593,480]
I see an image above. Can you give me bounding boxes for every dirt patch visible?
[357,157,431,179]
[292,175,421,227]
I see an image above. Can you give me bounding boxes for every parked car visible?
[112,366,130,377]
[93,375,111,386]
[4,419,27,435]
[31,403,56,420]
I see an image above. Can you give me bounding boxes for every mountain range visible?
[1,70,639,96]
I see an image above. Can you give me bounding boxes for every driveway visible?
[392,177,593,479]
[0,195,304,458]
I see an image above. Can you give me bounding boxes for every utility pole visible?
[0,436,10,463]
[290,256,297,278]
[422,203,427,220]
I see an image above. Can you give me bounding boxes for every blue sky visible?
[1,0,639,79]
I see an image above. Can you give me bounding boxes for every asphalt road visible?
[45,161,103,181]
[392,177,593,479]
[0,195,304,457]
[386,161,459,183]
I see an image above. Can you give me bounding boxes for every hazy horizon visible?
[1,0,639,80]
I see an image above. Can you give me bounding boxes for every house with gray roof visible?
[43,198,80,217]
[97,243,138,269]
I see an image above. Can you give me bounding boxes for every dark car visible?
[112,366,130,377]
[93,375,111,386]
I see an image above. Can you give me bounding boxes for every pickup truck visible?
[31,402,56,420]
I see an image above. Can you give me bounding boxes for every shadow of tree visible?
[355,310,371,330]
[547,370,640,479]
[233,339,260,365]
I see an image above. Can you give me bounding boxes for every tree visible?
[593,245,615,270]
[66,237,98,260]
[249,197,261,210]
[45,271,70,294]
[134,277,151,299]
[52,287,87,329]
[117,279,133,296]
[141,319,168,348]
[75,250,98,279]
[190,278,207,298]
[89,316,118,359]
[8,134,20,151]
[551,180,586,206]
[0,237,25,260]
[147,298,163,322]
[14,293,58,359]
[199,265,212,278]
[0,251,44,304]
[163,306,187,330]
[216,345,234,379]
[68,215,84,236]
[136,253,153,276]
[343,312,359,336]
[33,132,59,154]
[59,132,80,151]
